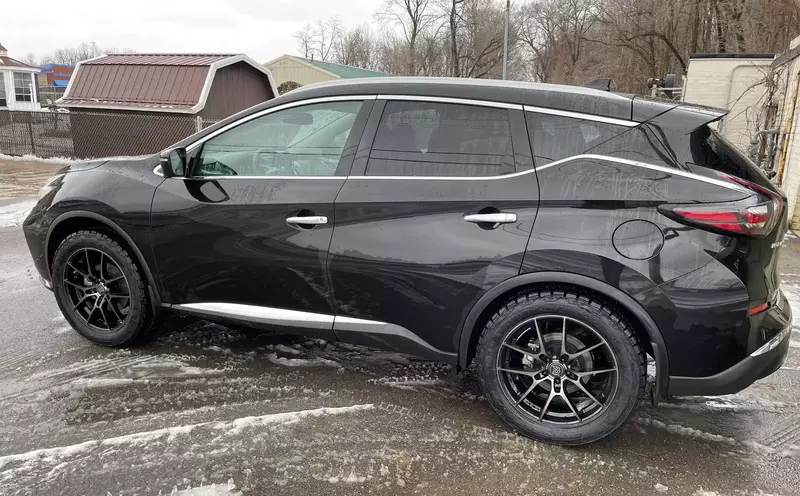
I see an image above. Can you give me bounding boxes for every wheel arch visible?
[457,272,668,401]
[46,210,162,309]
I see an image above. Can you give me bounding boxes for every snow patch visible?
[0,153,83,165]
[654,483,668,492]
[169,480,242,495]
[0,404,374,469]
[781,283,800,328]
[266,353,340,368]
[0,153,148,164]
[0,200,36,228]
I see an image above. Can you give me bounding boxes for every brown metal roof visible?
[83,54,236,66]
[59,53,256,112]
[0,56,37,69]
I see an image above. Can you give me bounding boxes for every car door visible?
[327,97,539,360]
[150,97,373,338]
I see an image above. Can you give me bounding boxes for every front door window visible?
[196,101,363,177]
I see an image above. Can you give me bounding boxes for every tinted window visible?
[196,101,362,177]
[526,112,629,166]
[366,101,514,177]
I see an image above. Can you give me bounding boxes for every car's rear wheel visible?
[52,230,155,346]
[476,287,646,446]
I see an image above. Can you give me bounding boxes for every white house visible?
[0,42,41,111]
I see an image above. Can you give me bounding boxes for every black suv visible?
[23,78,792,445]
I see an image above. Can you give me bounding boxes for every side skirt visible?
[168,302,457,364]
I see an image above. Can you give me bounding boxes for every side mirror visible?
[160,148,187,178]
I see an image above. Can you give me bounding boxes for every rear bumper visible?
[667,290,792,396]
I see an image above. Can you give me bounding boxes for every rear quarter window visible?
[526,112,630,167]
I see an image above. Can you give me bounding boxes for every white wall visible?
[265,56,339,88]
[779,37,800,227]
[684,57,774,151]
[0,69,41,111]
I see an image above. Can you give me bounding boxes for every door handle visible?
[286,215,328,225]
[464,213,517,224]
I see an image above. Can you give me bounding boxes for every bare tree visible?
[376,0,435,74]
[336,25,375,68]
[315,17,344,61]
[21,52,38,66]
[293,23,315,58]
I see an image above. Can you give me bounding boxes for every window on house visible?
[13,73,33,102]
[366,101,515,177]
[0,78,6,107]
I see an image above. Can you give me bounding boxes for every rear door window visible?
[525,112,629,167]
[366,101,515,177]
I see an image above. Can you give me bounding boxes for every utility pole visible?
[502,0,510,80]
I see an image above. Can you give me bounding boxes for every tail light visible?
[658,173,782,237]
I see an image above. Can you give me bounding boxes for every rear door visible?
[150,97,372,337]
[327,97,539,359]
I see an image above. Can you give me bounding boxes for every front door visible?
[150,98,371,336]
[327,98,539,359]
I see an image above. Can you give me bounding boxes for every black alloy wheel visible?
[496,315,618,424]
[477,288,646,446]
[52,230,155,346]
[63,247,131,331]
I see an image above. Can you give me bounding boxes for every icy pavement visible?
[2,227,800,495]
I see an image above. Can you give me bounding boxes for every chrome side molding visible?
[173,302,334,330]
[170,302,451,356]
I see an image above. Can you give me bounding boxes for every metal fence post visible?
[195,116,202,133]
[27,113,36,156]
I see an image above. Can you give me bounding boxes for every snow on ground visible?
[0,153,83,165]
[171,480,242,496]
[0,404,373,470]
[0,199,35,228]
[782,283,800,328]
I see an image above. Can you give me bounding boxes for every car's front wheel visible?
[476,287,646,445]
[52,230,155,346]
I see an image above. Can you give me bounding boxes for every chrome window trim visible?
[378,94,523,110]
[523,105,639,127]
[535,154,750,193]
[169,175,346,181]
[185,95,377,152]
[348,153,750,193]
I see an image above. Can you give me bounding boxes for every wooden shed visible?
[57,53,277,157]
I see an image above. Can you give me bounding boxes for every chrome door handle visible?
[464,213,517,224]
[286,215,328,225]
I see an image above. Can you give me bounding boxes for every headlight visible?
[38,174,65,200]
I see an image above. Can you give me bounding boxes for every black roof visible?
[174,77,724,150]
[288,77,636,120]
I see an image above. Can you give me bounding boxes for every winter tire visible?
[476,287,646,446]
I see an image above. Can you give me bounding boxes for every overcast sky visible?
[3,0,382,63]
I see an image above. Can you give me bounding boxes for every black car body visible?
[23,77,792,445]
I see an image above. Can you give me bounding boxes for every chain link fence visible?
[0,110,219,159]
